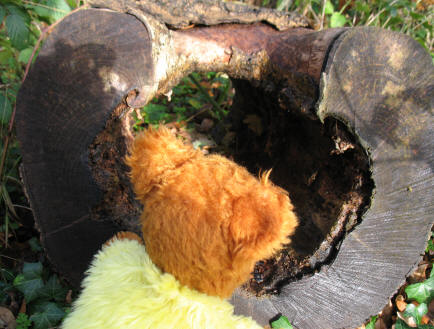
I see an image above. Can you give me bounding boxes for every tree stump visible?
[15,1,433,328]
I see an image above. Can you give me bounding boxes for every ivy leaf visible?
[39,275,67,302]
[28,237,43,252]
[394,319,432,329]
[395,319,411,329]
[330,12,347,28]
[13,273,44,303]
[30,302,65,329]
[403,302,428,325]
[271,315,293,329]
[365,315,377,329]
[13,262,44,303]
[426,239,433,253]
[22,262,43,279]
[0,92,12,125]
[5,5,30,50]
[405,274,434,304]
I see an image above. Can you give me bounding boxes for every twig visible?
[320,0,326,31]
[12,204,32,211]
[185,107,209,123]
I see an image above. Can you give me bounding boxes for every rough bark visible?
[15,1,433,328]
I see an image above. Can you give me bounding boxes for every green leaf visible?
[22,262,43,279]
[324,1,334,15]
[0,92,12,125]
[403,302,428,325]
[394,319,432,329]
[66,0,79,9]
[30,302,65,329]
[28,237,43,252]
[426,234,433,252]
[271,315,293,329]
[39,275,67,301]
[18,47,33,64]
[141,103,170,124]
[0,47,14,65]
[365,315,377,329]
[5,5,30,50]
[405,275,434,304]
[427,239,434,252]
[16,313,32,329]
[30,0,71,23]
[330,12,347,27]
[395,319,411,329]
[188,98,203,110]
[13,262,44,302]
[13,273,44,303]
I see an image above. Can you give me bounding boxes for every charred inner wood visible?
[88,99,142,235]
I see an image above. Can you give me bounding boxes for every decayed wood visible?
[15,2,433,328]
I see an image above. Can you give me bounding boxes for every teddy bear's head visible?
[126,127,298,298]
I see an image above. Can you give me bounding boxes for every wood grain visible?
[231,26,433,329]
[16,9,153,286]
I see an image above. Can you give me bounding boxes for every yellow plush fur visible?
[61,238,262,329]
[126,126,298,298]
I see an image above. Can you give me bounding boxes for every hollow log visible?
[16,1,433,328]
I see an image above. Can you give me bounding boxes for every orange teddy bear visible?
[62,126,298,329]
[127,126,298,298]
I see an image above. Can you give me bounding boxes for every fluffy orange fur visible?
[126,126,298,298]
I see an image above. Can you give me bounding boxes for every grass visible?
[0,0,432,328]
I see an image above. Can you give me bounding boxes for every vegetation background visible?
[0,0,432,328]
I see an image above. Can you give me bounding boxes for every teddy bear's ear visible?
[126,127,198,202]
[228,186,298,266]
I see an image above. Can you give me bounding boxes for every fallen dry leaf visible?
[198,118,214,133]
[374,317,387,329]
[408,262,429,283]
[0,307,16,329]
[18,299,26,314]
[66,290,73,304]
[396,295,407,312]
[421,314,430,325]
